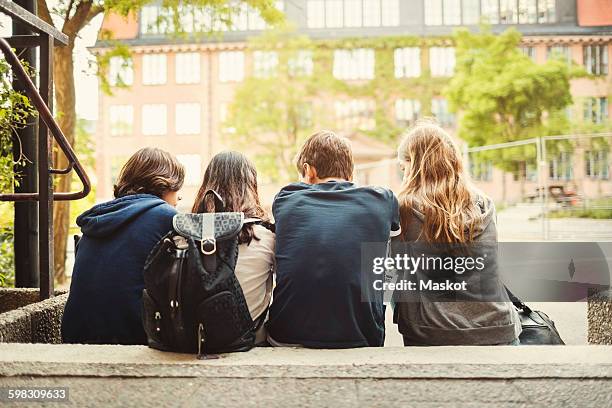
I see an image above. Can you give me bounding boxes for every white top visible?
[235,224,275,320]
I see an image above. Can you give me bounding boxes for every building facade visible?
[93,0,612,205]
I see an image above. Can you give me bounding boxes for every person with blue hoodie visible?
[61,147,185,344]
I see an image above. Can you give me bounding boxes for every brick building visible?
[93,0,612,205]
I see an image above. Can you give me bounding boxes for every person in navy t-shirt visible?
[266,131,401,348]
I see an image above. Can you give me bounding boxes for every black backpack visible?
[142,190,268,358]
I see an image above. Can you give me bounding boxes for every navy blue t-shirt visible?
[267,181,400,348]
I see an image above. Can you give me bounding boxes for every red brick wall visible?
[577,0,612,26]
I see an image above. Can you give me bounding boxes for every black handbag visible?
[142,190,263,358]
[506,287,565,345]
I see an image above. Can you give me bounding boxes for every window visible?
[363,0,382,26]
[424,0,443,26]
[175,53,201,84]
[470,160,493,182]
[381,0,400,26]
[109,105,134,136]
[500,0,518,24]
[520,46,536,61]
[175,103,201,135]
[333,49,375,80]
[176,154,202,186]
[394,47,421,78]
[344,0,363,27]
[108,56,133,86]
[547,45,571,64]
[549,152,573,181]
[142,104,167,135]
[110,156,129,185]
[429,47,455,77]
[335,99,376,131]
[395,99,421,125]
[462,0,480,24]
[141,5,161,35]
[307,0,325,28]
[584,45,608,76]
[142,54,167,85]
[289,50,314,76]
[584,97,608,124]
[431,98,455,127]
[518,0,537,23]
[325,0,344,27]
[219,51,245,82]
[585,150,609,180]
[253,51,278,78]
[481,0,499,24]
[538,0,555,23]
[443,0,461,25]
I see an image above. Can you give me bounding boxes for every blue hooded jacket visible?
[61,194,176,344]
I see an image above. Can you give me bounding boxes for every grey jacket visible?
[393,195,521,345]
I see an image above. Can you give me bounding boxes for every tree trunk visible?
[52,42,76,284]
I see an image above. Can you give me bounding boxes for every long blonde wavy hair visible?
[397,119,481,243]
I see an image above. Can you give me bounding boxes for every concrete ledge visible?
[0,293,68,343]
[1,344,612,379]
[588,290,612,344]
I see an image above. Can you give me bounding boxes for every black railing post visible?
[12,0,39,289]
[38,33,54,299]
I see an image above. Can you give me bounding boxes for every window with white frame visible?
[108,56,133,86]
[363,0,382,26]
[344,0,363,26]
[549,152,573,181]
[219,51,245,82]
[520,46,536,61]
[142,104,167,135]
[429,47,455,77]
[424,0,443,26]
[538,0,555,23]
[584,97,609,124]
[518,0,537,23]
[481,0,500,24]
[253,51,278,78]
[462,0,480,24]
[431,98,455,127]
[381,0,400,26]
[335,99,376,131]
[583,45,608,76]
[175,53,201,84]
[141,5,162,35]
[394,47,421,78]
[333,49,375,80]
[307,0,325,28]
[325,0,344,27]
[443,0,461,25]
[395,99,421,125]
[109,105,134,136]
[470,160,493,182]
[547,45,571,64]
[585,150,609,180]
[175,103,201,135]
[142,54,167,85]
[500,0,518,24]
[289,50,314,76]
[176,154,202,186]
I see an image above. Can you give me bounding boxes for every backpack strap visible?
[243,218,275,233]
[505,285,533,314]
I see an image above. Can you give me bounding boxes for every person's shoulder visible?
[145,201,177,221]
[357,185,397,201]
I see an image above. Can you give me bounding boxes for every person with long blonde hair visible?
[393,119,521,346]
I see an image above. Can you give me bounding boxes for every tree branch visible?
[62,1,92,37]
[36,0,54,27]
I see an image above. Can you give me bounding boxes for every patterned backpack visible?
[142,190,265,358]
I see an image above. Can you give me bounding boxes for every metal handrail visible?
[0,37,91,202]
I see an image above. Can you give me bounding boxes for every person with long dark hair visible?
[192,151,274,343]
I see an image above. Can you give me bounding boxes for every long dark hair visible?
[192,151,268,245]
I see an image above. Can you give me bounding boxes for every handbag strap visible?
[505,285,533,314]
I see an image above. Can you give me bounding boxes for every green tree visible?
[446,27,576,200]
[33,0,282,283]
[225,27,327,182]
